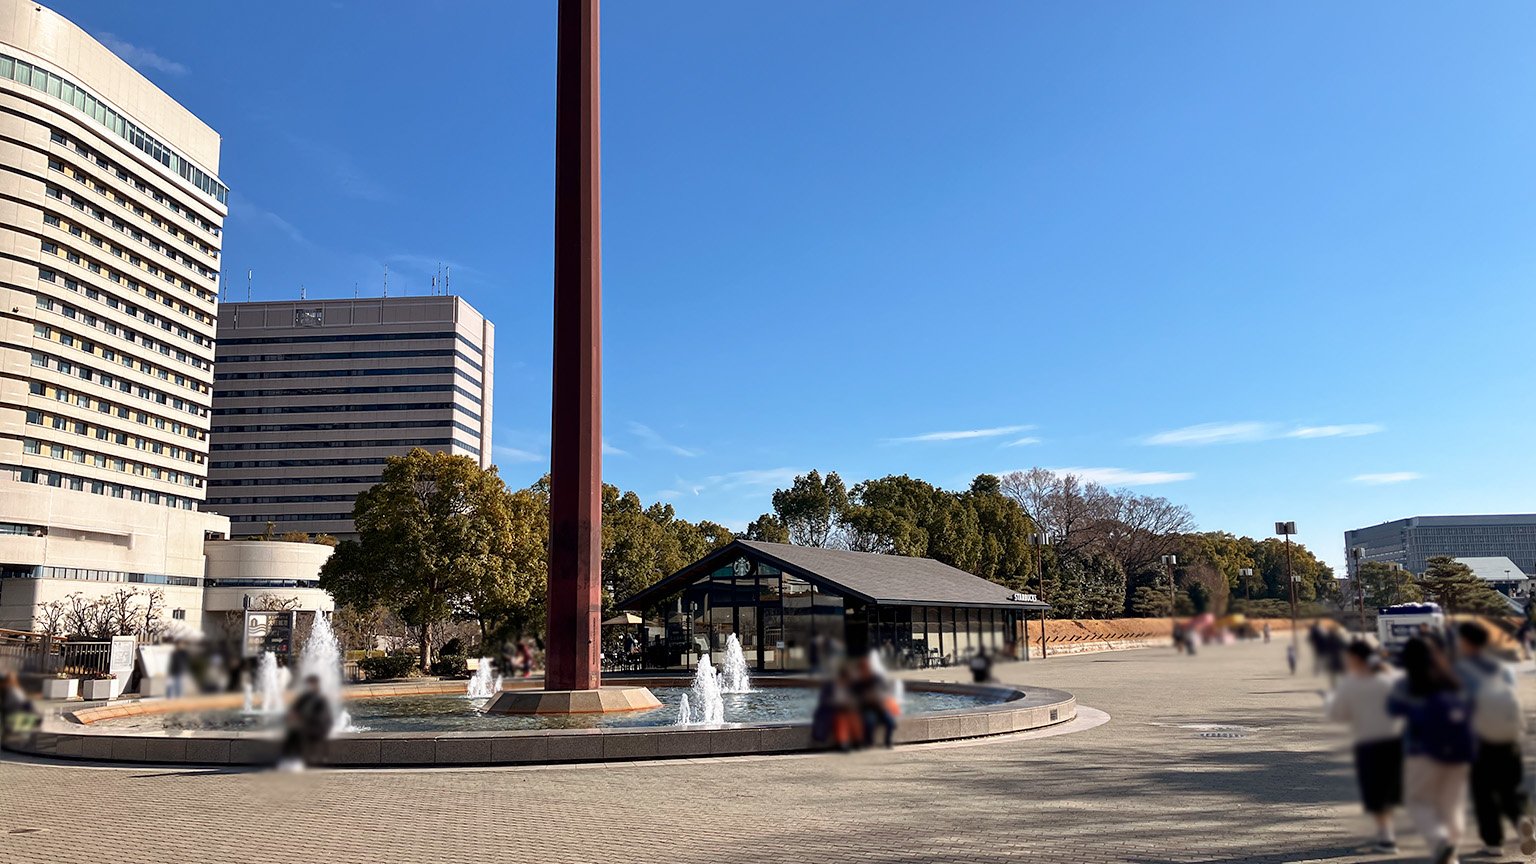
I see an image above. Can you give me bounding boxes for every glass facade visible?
[634,551,1031,672]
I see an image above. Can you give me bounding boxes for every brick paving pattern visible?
[2,639,1531,864]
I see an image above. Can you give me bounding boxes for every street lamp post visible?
[1277,521,1298,654]
[1161,554,1178,620]
[1026,531,1048,659]
[1239,566,1254,603]
[1349,547,1368,633]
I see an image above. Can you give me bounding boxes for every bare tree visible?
[1096,491,1197,576]
[998,468,1117,556]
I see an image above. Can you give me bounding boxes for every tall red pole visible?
[546,0,602,693]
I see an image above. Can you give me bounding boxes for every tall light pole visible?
[1350,547,1368,633]
[1027,531,1048,658]
[1277,521,1298,654]
[1161,554,1178,620]
[1239,567,1254,603]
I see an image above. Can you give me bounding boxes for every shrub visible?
[359,654,418,680]
[431,653,468,678]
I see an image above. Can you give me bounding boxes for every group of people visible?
[1326,622,1532,863]
[812,654,901,751]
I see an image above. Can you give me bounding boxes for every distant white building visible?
[1453,556,1530,600]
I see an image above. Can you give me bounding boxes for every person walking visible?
[166,640,191,699]
[1324,640,1404,854]
[1455,621,1536,857]
[1388,636,1476,864]
[279,674,334,771]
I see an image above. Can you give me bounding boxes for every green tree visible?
[771,470,849,547]
[1420,556,1511,614]
[1357,561,1423,609]
[320,449,521,671]
[743,514,789,543]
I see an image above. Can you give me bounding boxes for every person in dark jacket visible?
[280,674,333,771]
[1387,637,1474,864]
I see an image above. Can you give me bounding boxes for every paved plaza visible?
[3,639,1532,864]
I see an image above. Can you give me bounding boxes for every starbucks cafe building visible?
[617,540,1049,672]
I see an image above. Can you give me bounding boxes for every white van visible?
[1376,602,1445,656]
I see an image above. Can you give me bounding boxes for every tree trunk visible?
[418,622,432,672]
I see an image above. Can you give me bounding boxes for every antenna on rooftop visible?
[300,284,306,300]
[445,266,451,296]
[383,264,389,298]
[246,269,252,302]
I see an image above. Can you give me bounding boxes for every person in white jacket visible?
[1326,639,1405,854]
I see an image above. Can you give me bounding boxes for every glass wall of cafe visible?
[636,560,1027,672]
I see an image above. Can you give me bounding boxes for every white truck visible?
[1376,602,1445,657]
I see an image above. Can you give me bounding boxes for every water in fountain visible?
[687,654,725,724]
[246,651,288,715]
[297,612,351,732]
[675,692,692,725]
[466,657,502,700]
[720,633,751,694]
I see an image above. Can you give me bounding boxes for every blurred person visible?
[166,640,191,700]
[969,647,994,684]
[1,670,39,739]
[853,654,898,749]
[1388,636,1475,864]
[1263,622,1272,644]
[812,661,863,752]
[1287,643,1298,675]
[1309,622,1325,674]
[1455,622,1535,857]
[515,640,534,678]
[279,674,334,772]
[1325,640,1404,853]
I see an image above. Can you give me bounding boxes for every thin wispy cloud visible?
[227,192,310,247]
[286,134,392,204]
[629,422,701,458]
[1351,472,1422,485]
[1051,466,1194,486]
[659,467,802,500]
[98,33,188,76]
[602,439,628,457]
[1145,421,1384,446]
[888,425,1032,444]
[1001,436,1041,448]
[492,445,544,464]
[1289,424,1383,439]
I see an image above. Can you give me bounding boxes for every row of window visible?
[42,184,214,305]
[24,381,205,460]
[216,347,481,370]
[208,437,477,456]
[212,401,480,423]
[217,330,484,357]
[0,522,45,536]
[4,463,198,510]
[0,53,228,205]
[226,513,351,523]
[0,562,200,587]
[36,289,211,378]
[26,348,207,428]
[214,383,480,405]
[204,579,320,589]
[214,364,465,382]
[47,128,220,256]
[206,474,380,487]
[207,494,356,506]
[211,419,478,437]
[31,316,211,397]
[24,407,204,463]
[21,436,203,488]
[47,155,218,279]
[208,457,388,470]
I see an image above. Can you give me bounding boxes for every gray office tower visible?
[206,296,494,539]
[1344,514,1536,579]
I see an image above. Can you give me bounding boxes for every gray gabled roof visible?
[1452,556,1529,582]
[619,539,1047,611]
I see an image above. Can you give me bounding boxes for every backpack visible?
[1472,663,1524,744]
[1416,689,1476,764]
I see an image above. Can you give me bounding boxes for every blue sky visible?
[53,1,1536,572]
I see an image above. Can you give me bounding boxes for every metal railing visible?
[0,633,113,676]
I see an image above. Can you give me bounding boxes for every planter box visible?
[81,678,114,701]
[42,678,79,700]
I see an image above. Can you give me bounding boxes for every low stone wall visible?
[6,677,1076,768]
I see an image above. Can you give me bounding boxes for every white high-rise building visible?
[0,0,230,630]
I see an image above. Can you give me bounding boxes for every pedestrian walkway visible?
[2,639,1526,864]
